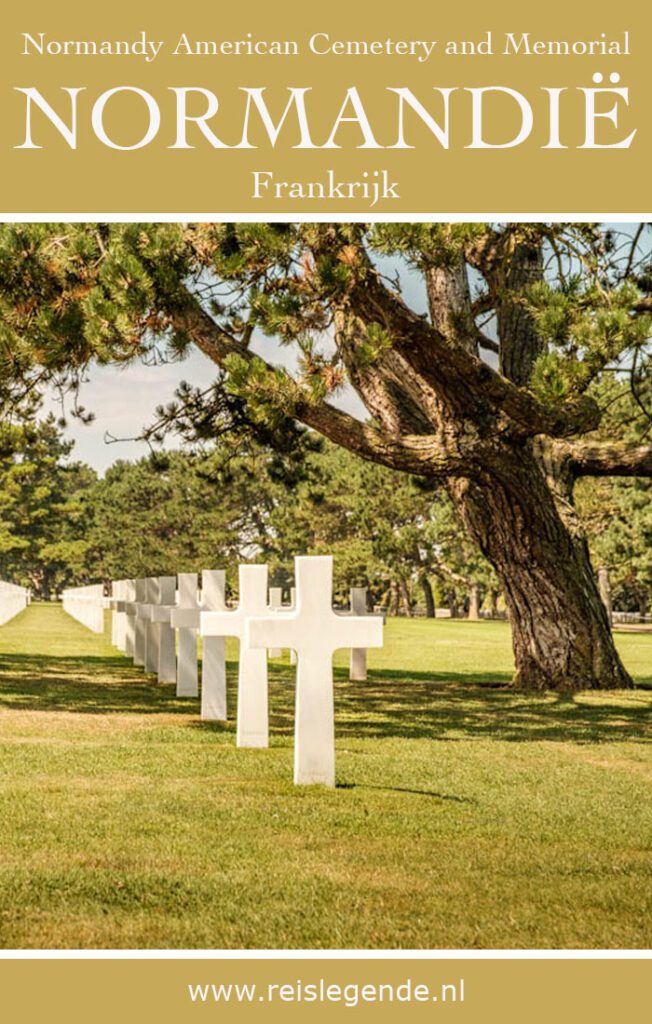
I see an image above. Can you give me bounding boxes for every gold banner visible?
[0,958,649,1022]
[0,0,649,213]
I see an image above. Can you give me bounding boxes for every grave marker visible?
[111,582,120,648]
[133,578,148,668]
[62,583,105,633]
[247,556,383,786]
[0,581,29,625]
[289,587,296,666]
[349,587,371,681]
[199,570,228,721]
[144,577,160,674]
[201,564,269,746]
[170,573,199,697]
[268,587,284,658]
[123,579,136,658]
[150,575,177,683]
[110,579,130,652]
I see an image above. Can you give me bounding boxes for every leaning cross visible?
[200,564,269,747]
[247,556,383,787]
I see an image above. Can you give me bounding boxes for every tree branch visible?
[558,439,652,478]
[170,298,476,478]
[319,239,599,439]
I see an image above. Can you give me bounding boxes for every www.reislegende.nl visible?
[188,977,466,1008]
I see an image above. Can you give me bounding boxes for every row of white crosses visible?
[200,558,383,785]
[0,580,30,626]
[61,583,107,633]
[66,557,383,787]
[93,573,229,720]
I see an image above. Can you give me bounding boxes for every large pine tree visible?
[0,222,650,689]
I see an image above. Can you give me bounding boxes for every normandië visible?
[14,83,636,151]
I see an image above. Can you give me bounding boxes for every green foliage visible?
[0,391,647,616]
[0,405,96,596]
[0,222,649,442]
[81,451,265,592]
[527,279,652,403]
[369,223,487,269]
[255,441,498,611]
[577,383,652,613]
[581,477,651,612]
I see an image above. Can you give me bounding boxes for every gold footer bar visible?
[0,958,649,1023]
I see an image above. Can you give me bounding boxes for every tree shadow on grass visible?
[267,666,652,746]
[337,781,476,802]
[0,651,650,747]
[0,652,192,715]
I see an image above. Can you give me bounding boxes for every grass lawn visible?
[0,603,650,950]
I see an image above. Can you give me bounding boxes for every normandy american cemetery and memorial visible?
[0,223,650,949]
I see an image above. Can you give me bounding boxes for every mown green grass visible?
[0,604,650,950]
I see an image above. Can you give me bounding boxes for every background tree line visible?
[1,392,648,617]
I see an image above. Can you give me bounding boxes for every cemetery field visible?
[0,604,651,950]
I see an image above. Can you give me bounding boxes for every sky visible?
[44,353,216,472]
[43,340,368,473]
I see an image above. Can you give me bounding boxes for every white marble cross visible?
[116,581,129,652]
[111,580,124,649]
[143,577,160,674]
[0,581,29,625]
[132,578,147,668]
[201,564,269,747]
[268,587,284,658]
[349,587,370,681]
[149,576,177,684]
[111,579,132,652]
[289,587,297,665]
[247,556,383,786]
[170,573,199,697]
[199,570,229,721]
[123,579,136,659]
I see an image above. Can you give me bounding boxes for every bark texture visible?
[447,449,631,690]
[420,576,436,618]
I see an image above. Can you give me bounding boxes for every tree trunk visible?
[388,580,400,616]
[468,582,481,621]
[446,587,458,618]
[420,576,436,618]
[597,567,613,627]
[489,588,500,618]
[448,449,633,691]
[400,579,414,617]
